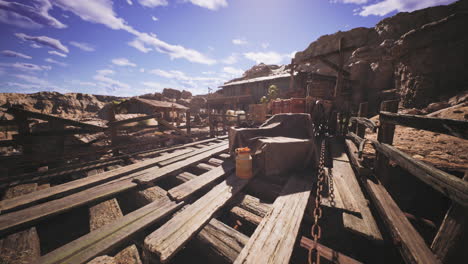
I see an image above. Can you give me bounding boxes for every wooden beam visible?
[375,100,398,185]
[330,139,382,241]
[349,117,377,131]
[233,174,312,264]
[168,162,234,202]
[35,198,183,264]
[363,178,440,264]
[431,172,468,263]
[0,145,228,235]
[380,111,468,140]
[7,107,105,131]
[108,114,159,127]
[372,141,468,207]
[300,237,363,264]
[144,173,250,263]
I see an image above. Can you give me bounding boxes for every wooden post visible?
[186,111,191,136]
[208,109,215,138]
[431,171,468,263]
[289,59,296,92]
[356,102,368,138]
[237,114,241,127]
[109,105,119,156]
[375,100,398,185]
[176,112,180,127]
[222,112,227,134]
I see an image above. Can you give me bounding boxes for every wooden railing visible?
[346,100,468,264]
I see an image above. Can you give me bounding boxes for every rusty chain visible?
[308,138,326,264]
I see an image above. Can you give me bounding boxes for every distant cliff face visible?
[294,0,468,110]
[0,92,119,118]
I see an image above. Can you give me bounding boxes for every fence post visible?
[375,100,398,185]
[357,102,368,138]
[186,110,191,136]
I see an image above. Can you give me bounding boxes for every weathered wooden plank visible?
[207,158,224,166]
[193,218,249,263]
[233,174,312,264]
[344,139,371,176]
[300,237,363,264]
[218,153,231,159]
[0,143,225,214]
[168,162,234,202]
[196,163,217,171]
[144,173,250,263]
[331,139,382,241]
[0,184,41,264]
[364,178,440,264]
[173,172,197,184]
[349,117,376,131]
[134,144,228,184]
[156,141,226,167]
[34,198,183,264]
[356,102,368,137]
[372,141,468,207]
[0,145,228,235]
[108,114,159,127]
[380,111,468,140]
[431,172,468,263]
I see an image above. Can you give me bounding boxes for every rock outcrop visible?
[294,0,468,111]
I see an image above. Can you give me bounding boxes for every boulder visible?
[181,90,192,99]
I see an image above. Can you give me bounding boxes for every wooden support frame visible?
[375,100,398,185]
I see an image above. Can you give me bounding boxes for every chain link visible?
[308,138,327,264]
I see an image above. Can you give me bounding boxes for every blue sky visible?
[0,0,456,96]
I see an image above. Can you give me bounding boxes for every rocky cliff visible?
[0,92,119,119]
[294,0,468,111]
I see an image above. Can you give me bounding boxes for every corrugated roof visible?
[132,98,189,110]
[220,73,294,87]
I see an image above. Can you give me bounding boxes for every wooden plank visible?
[373,141,468,207]
[193,218,249,263]
[344,139,370,176]
[168,162,234,202]
[208,158,224,166]
[89,197,141,264]
[156,141,226,166]
[144,173,250,263]
[300,237,363,264]
[196,163,217,171]
[356,102,368,137]
[364,178,440,264]
[330,139,382,241]
[35,198,183,264]
[0,143,226,213]
[0,145,228,235]
[108,114,159,127]
[0,184,41,264]
[0,148,188,213]
[134,144,228,183]
[156,118,187,136]
[380,111,468,140]
[431,172,468,263]
[233,174,311,264]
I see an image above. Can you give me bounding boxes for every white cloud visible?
[93,69,130,91]
[45,58,67,67]
[112,58,137,67]
[141,81,164,89]
[130,33,216,64]
[149,68,225,91]
[188,0,228,10]
[48,50,67,57]
[0,0,67,28]
[232,38,248,45]
[223,66,243,76]
[127,0,133,5]
[151,16,158,21]
[69,41,95,52]
[2,62,52,71]
[1,50,31,59]
[5,1,214,65]
[30,43,41,48]
[261,42,270,49]
[222,53,238,64]
[244,51,293,65]
[13,74,49,86]
[70,80,97,87]
[138,0,168,8]
[330,0,368,4]
[359,0,455,16]
[15,32,69,53]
